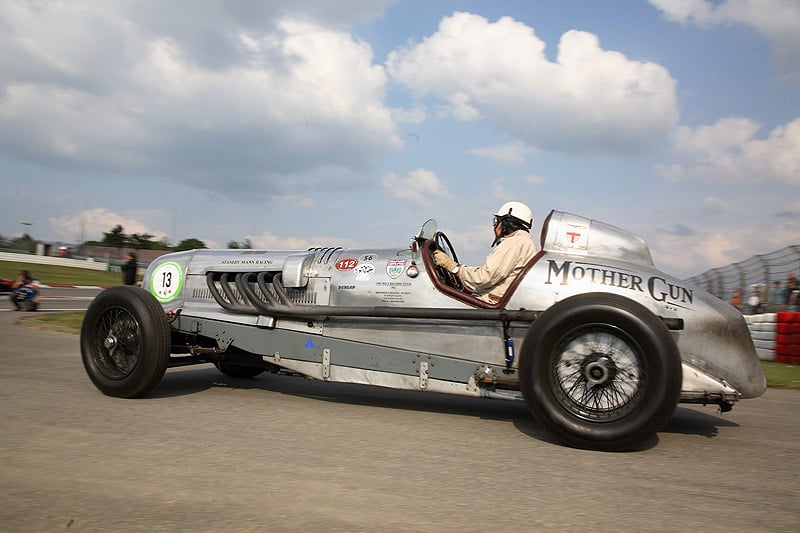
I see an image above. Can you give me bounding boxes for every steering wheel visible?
[432,231,463,290]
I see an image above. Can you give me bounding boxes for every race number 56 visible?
[150,262,183,302]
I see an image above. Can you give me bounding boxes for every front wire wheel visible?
[89,306,142,380]
[550,325,645,423]
[519,293,682,451]
[81,286,171,398]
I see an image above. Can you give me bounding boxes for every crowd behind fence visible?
[685,245,800,313]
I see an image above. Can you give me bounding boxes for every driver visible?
[433,201,537,304]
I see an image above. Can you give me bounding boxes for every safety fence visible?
[745,313,800,364]
[685,245,800,309]
[0,251,109,271]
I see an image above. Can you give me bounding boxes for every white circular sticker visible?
[150,262,183,302]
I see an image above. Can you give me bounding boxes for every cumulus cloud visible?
[392,105,427,125]
[0,1,401,197]
[386,12,679,154]
[247,231,316,250]
[649,0,800,81]
[702,196,729,212]
[246,230,355,251]
[651,216,800,278]
[381,168,451,205]
[469,142,536,165]
[656,116,800,185]
[651,230,742,276]
[48,208,168,244]
[775,208,800,221]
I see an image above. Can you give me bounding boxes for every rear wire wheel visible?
[519,293,682,451]
[80,286,171,398]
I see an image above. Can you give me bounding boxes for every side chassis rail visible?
[169,314,511,399]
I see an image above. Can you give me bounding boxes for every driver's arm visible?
[457,246,516,291]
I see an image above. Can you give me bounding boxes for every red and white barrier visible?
[775,312,800,365]
[746,312,800,364]
[745,313,777,361]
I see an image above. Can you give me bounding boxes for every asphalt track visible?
[1,311,798,532]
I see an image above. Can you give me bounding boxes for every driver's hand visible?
[433,250,458,273]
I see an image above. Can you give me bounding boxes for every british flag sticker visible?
[386,259,407,279]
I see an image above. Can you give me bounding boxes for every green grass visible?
[0,260,132,287]
[19,311,85,334]
[760,361,800,389]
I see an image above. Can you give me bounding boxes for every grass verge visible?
[760,361,800,389]
[14,311,800,390]
[1,260,132,287]
[18,311,85,334]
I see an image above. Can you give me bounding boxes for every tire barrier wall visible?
[775,312,800,365]
[745,313,776,361]
[745,312,800,364]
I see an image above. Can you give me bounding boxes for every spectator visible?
[731,288,742,310]
[770,281,786,311]
[122,251,138,285]
[788,277,799,312]
[783,273,797,310]
[747,286,761,315]
[11,270,41,311]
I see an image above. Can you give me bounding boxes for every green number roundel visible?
[150,261,183,302]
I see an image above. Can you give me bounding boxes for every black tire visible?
[214,361,265,379]
[519,293,682,451]
[80,286,171,398]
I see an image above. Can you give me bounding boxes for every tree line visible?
[85,225,206,252]
[1,225,254,253]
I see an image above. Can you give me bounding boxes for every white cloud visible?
[269,195,317,209]
[392,105,427,124]
[381,168,451,205]
[649,0,800,81]
[702,196,729,212]
[441,92,481,121]
[656,116,800,185]
[469,142,536,165]
[0,2,402,196]
[650,216,800,279]
[386,12,679,154]
[246,232,315,250]
[651,230,741,276]
[48,208,168,244]
[246,230,355,250]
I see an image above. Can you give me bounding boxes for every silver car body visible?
[141,210,766,406]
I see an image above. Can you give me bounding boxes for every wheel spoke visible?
[551,325,645,422]
[90,307,141,380]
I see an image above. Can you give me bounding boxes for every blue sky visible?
[1,0,798,278]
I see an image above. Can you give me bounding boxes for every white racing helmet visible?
[494,201,533,230]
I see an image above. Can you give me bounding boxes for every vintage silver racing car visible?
[80,210,766,451]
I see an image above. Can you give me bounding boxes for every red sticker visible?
[335,258,359,271]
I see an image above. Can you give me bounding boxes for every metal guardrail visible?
[685,245,800,309]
